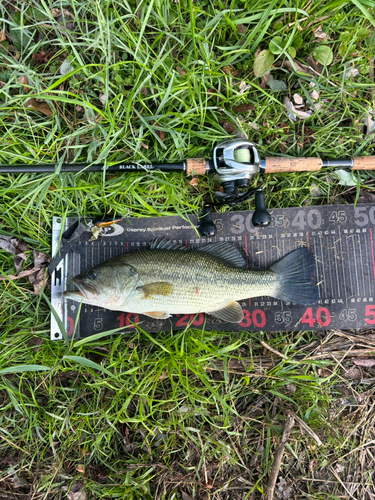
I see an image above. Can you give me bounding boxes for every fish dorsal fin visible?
[209,301,244,323]
[150,237,186,251]
[137,282,173,298]
[197,242,246,268]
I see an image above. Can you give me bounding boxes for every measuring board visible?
[50,204,375,340]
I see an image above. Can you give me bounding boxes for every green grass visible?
[1,0,375,498]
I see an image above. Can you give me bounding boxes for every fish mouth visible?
[63,279,98,301]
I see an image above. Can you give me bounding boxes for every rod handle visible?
[264,157,322,173]
[352,157,375,170]
[186,158,208,175]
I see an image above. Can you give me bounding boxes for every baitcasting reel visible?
[199,139,271,237]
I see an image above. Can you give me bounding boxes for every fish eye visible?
[87,271,97,280]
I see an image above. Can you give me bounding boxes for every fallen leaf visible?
[267,74,287,91]
[293,93,303,105]
[284,96,312,121]
[346,366,362,380]
[334,463,344,473]
[18,75,31,92]
[12,474,28,489]
[28,268,48,295]
[32,50,56,66]
[276,476,294,499]
[354,358,375,368]
[60,58,74,75]
[330,169,363,187]
[233,102,255,114]
[238,81,251,94]
[13,254,27,274]
[283,59,315,76]
[181,493,194,500]
[67,491,87,500]
[253,49,274,77]
[33,250,51,268]
[76,465,85,473]
[0,235,17,254]
[312,45,333,66]
[0,30,6,42]
[189,177,197,186]
[25,98,53,116]
[314,25,328,40]
[345,67,359,79]
[223,122,235,133]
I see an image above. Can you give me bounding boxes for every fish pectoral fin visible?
[137,282,173,299]
[143,311,170,320]
[209,301,244,323]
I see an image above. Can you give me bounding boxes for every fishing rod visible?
[1,139,373,234]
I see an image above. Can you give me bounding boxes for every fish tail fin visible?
[270,247,319,305]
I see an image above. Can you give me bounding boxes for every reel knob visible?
[252,188,271,227]
[198,204,217,237]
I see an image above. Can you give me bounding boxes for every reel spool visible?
[199,139,271,236]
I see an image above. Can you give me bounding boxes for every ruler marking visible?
[357,234,366,297]
[370,228,375,282]
[338,226,346,300]
[333,234,341,299]
[352,234,360,297]
[319,236,326,299]
[326,233,334,298]
[345,235,354,297]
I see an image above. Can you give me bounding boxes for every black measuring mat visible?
[50,204,375,339]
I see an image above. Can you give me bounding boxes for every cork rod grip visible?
[186,158,208,175]
[264,157,322,173]
[352,157,375,170]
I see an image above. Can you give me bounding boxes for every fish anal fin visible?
[143,311,170,319]
[137,282,173,298]
[209,301,244,323]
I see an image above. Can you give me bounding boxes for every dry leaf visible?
[33,250,51,268]
[18,75,30,92]
[67,491,87,500]
[0,235,17,254]
[346,366,362,380]
[181,492,194,500]
[32,50,57,66]
[25,98,53,116]
[0,30,6,42]
[276,476,294,499]
[353,358,375,367]
[313,25,328,40]
[233,102,255,114]
[334,463,344,473]
[76,465,85,474]
[238,81,251,94]
[284,96,312,121]
[189,177,198,186]
[345,67,359,79]
[67,482,86,500]
[293,93,303,105]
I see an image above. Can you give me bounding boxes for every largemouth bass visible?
[63,239,319,323]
